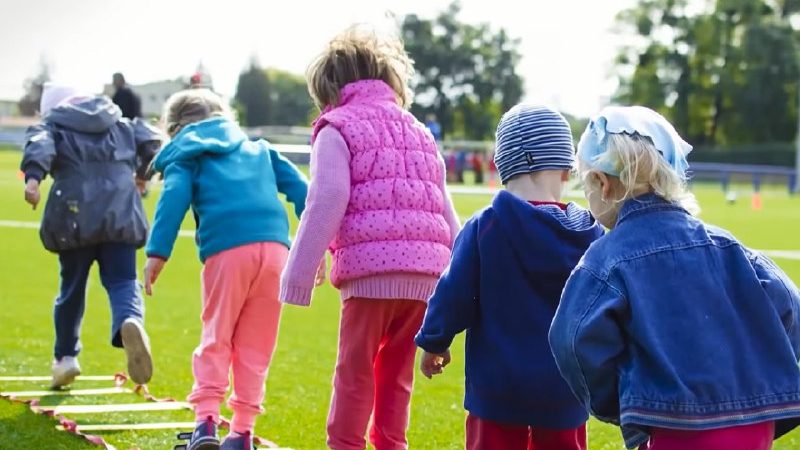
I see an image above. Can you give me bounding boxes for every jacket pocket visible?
[41,184,81,252]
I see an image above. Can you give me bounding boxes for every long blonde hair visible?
[162,89,232,137]
[579,133,700,215]
[306,25,415,110]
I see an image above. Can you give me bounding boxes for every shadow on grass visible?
[0,400,96,449]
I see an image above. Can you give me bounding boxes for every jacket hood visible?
[152,117,248,171]
[491,190,603,275]
[45,96,122,133]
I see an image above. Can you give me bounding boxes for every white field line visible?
[0,220,195,237]
[56,421,196,431]
[0,375,116,382]
[2,219,799,261]
[1,387,131,397]
[41,402,190,415]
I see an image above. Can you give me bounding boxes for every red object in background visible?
[751,192,763,210]
[190,73,202,86]
[470,152,483,171]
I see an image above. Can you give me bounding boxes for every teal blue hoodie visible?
[146,117,308,262]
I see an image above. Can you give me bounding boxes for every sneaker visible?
[51,356,81,389]
[120,318,153,384]
[175,416,220,450]
[220,431,254,450]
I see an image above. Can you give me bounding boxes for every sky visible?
[0,0,637,117]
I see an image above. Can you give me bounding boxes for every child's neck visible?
[505,172,564,203]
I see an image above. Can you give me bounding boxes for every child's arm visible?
[269,148,309,219]
[415,219,480,377]
[750,252,800,358]
[280,126,350,306]
[131,119,163,181]
[143,161,195,293]
[21,124,55,183]
[549,267,627,424]
[20,124,56,209]
[437,153,461,247]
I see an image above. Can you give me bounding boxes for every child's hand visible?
[315,258,326,286]
[420,350,451,379]
[135,177,148,196]
[24,179,40,210]
[143,257,166,296]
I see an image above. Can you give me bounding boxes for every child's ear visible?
[560,170,570,182]
[596,172,613,200]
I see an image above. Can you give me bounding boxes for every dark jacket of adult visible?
[112,85,142,119]
[21,96,161,252]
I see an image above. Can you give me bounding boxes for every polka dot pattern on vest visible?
[312,80,451,286]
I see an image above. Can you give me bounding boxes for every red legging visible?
[641,422,774,450]
[466,414,587,450]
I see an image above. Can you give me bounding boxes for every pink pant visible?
[187,242,287,433]
[640,421,774,450]
[466,415,587,450]
[327,298,426,450]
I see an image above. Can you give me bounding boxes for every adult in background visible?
[112,72,142,119]
[21,82,162,388]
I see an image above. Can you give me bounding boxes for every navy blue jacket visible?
[549,193,800,449]
[415,190,604,427]
[21,96,161,252]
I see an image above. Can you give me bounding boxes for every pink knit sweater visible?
[280,125,460,306]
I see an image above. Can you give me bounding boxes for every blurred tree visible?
[18,57,51,116]
[400,1,524,140]
[265,68,314,126]
[614,0,800,145]
[234,57,271,126]
[234,59,313,127]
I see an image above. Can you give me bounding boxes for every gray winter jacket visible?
[21,96,162,252]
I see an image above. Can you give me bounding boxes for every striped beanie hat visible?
[494,104,575,184]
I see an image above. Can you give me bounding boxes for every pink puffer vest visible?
[311,80,452,287]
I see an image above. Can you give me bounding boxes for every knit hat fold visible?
[494,104,575,184]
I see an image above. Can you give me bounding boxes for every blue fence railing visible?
[688,162,797,193]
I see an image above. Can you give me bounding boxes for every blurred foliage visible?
[400,1,524,140]
[234,58,313,127]
[614,0,800,146]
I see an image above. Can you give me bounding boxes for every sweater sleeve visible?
[20,124,55,182]
[414,218,480,354]
[145,160,194,260]
[269,148,309,219]
[438,153,460,247]
[280,126,351,306]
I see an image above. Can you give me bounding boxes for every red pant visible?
[641,422,774,450]
[466,414,587,450]
[327,298,426,450]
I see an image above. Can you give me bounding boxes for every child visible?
[143,89,308,450]
[415,104,604,450]
[549,106,800,450]
[279,26,460,450]
[21,82,161,388]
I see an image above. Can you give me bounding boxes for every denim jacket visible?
[549,193,800,448]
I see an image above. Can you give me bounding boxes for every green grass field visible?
[1,148,799,449]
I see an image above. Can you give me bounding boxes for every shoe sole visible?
[51,366,81,389]
[121,320,153,385]
[189,438,220,450]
